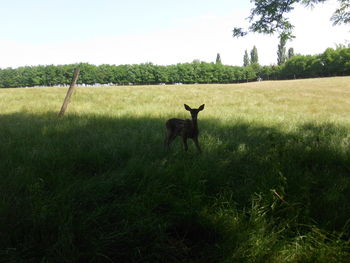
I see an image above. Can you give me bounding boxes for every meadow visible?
[1,77,350,262]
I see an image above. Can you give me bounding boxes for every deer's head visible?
[184,104,205,121]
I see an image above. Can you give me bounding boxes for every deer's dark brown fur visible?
[164,104,205,152]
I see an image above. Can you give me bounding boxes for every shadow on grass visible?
[1,112,350,262]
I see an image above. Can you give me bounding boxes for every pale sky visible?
[0,0,349,68]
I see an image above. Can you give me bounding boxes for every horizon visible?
[1,0,349,68]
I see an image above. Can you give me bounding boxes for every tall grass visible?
[0,77,350,262]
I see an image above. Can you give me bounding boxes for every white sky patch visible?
[289,0,350,55]
[0,0,349,68]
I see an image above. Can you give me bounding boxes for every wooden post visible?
[58,68,80,117]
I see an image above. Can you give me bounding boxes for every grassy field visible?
[1,77,350,262]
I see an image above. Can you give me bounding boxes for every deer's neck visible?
[191,118,198,131]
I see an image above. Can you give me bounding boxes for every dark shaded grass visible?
[0,112,350,262]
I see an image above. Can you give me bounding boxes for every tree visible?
[243,65,257,82]
[277,36,287,65]
[260,65,273,80]
[288,47,295,59]
[233,0,350,40]
[216,53,222,64]
[250,46,259,64]
[243,50,250,67]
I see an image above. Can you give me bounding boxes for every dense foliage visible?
[277,36,288,65]
[0,46,349,88]
[279,46,350,79]
[0,62,255,88]
[250,45,259,64]
[243,50,250,67]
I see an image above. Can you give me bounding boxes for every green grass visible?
[1,77,350,262]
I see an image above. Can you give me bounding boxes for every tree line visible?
[0,46,349,88]
[0,62,257,88]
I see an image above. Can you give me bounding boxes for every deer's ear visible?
[198,104,205,111]
[184,104,191,111]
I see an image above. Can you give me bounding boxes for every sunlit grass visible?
[2,76,349,122]
[0,77,350,262]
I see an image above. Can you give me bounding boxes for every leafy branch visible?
[233,0,349,40]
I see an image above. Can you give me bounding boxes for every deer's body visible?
[165,118,197,138]
[164,104,204,152]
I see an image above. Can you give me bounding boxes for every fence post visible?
[58,68,80,117]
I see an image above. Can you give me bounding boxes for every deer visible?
[164,104,205,153]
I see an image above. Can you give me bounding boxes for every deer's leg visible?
[193,137,202,153]
[164,130,176,150]
[183,136,188,151]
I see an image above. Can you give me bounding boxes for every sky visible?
[0,0,349,68]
